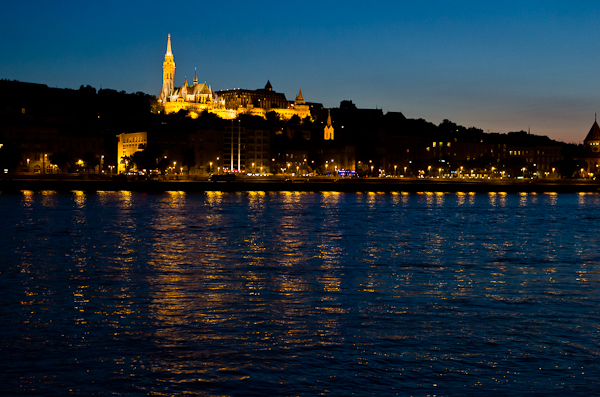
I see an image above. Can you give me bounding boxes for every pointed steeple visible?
[162,34,175,102]
[295,89,305,105]
[184,75,188,86]
[193,67,198,85]
[166,33,173,56]
[585,116,600,142]
[324,109,334,140]
[265,80,273,91]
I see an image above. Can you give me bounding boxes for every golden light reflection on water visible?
[39,190,57,207]
[72,190,86,208]
[457,192,466,206]
[205,190,224,203]
[488,192,497,207]
[9,190,600,393]
[519,192,528,206]
[118,190,133,207]
[435,192,445,206]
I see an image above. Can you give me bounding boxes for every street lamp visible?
[394,165,397,176]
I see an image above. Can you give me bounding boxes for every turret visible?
[295,89,305,105]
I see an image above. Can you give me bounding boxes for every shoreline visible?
[2,177,600,193]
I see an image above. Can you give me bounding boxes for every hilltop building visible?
[158,34,222,117]
[158,34,310,120]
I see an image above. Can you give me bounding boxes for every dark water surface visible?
[1,190,599,396]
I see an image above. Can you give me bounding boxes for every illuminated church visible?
[158,34,311,120]
[158,34,220,116]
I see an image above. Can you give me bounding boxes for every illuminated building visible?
[215,83,311,120]
[158,35,310,121]
[158,34,217,117]
[116,131,147,173]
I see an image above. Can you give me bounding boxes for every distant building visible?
[580,117,600,175]
[116,131,147,173]
[158,34,310,121]
[158,34,218,117]
[215,83,311,121]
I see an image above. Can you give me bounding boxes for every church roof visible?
[192,82,211,95]
[585,118,600,142]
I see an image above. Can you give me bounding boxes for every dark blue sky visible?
[2,1,599,142]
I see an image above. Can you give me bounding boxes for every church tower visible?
[161,34,175,102]
[324,109,334,140]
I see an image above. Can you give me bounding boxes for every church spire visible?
[161,34,175,102]
[324,109,334,140]
[295,89,305,105]
[166,33,172,56]
[193,67,198,85]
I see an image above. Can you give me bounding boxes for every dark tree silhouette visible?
[82,152,100,173]
[0,143,22,171]
[49,151,71,173]
[181,147,196,175]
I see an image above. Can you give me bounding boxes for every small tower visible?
[161,34,176,102]
[193,67,198,85]
[584,115,600,154]
[265,80,273,91]
[324,109,334,140]
[295,89,305,105]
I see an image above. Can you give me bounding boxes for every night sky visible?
[3,1,600,143]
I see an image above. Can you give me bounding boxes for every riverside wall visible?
[2,177,600,193]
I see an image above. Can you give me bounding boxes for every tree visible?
[287,114,301,126]
[49,151,71,173]
[82,152,100,173]
[120,155,133,173]
[0,143,22,172]
[130,145,164,173]
[181,147,196,175]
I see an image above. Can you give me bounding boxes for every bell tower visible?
[161,34,175,102]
